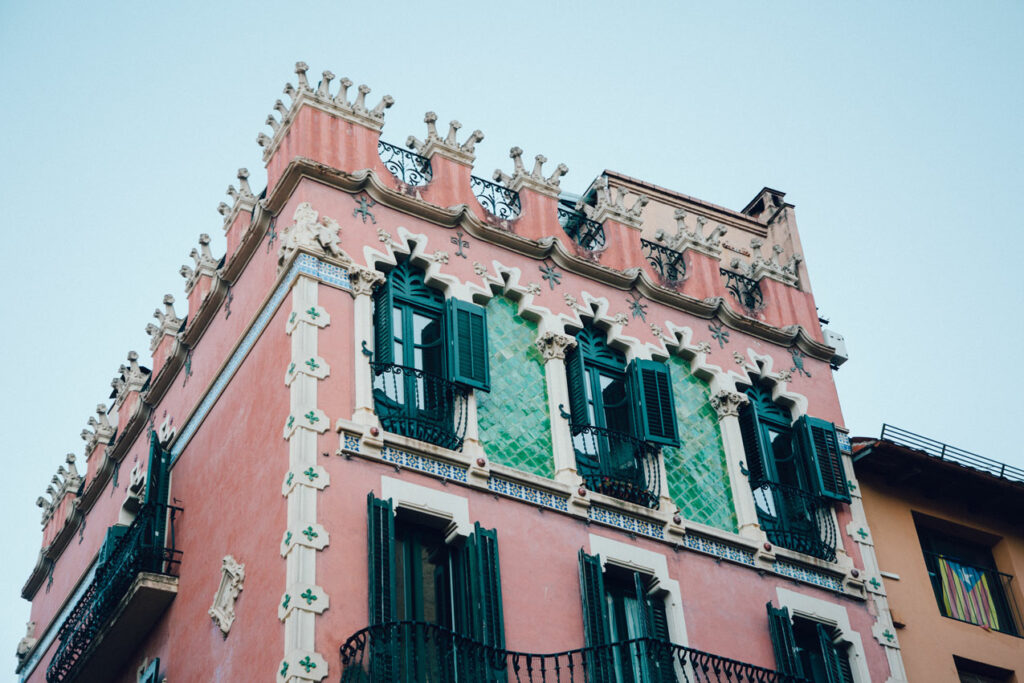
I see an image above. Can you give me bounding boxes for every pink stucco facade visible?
[17,63,900,683]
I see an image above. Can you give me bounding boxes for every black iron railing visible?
[46,503,182,683]
[471,176,522,220]
[371,362,469,452]
[720,269,763,310]
[879,424,1024,484]
[642,240,686,284]
[572,424,662,509]
[750,482,836,562]
[379,140,433,187]
[339,621,807,683]
[922,551,1022,636]
[559,208,606,251]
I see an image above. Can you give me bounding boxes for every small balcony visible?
[46,503,182,683]
[572,424,661,509]
[339,620,807,683]
[751,481,836,562]
[371,362,469,452]
[378,140,433,187]
[720,268,764,311]
[471,175,522,221]
[641,239,686,285]
[559,207,606,251]
[923,551,1023,636]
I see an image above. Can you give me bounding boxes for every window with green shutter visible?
[628,359,679,448]
[767,602,855,683]
[446,298,490,391]
[795,416,850,503]
[766,603,804,678]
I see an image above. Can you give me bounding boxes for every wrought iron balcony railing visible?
[559,208,607,251]
[642,240,686,284]
[46,503,182,683]
[471,175,522,220]
[720,269,763,311]
[378,140,433,187]
[572,424,662,509]
[371,362,469,452]
[339,620,807,683]
[922,551,1022,636]
[750,481,836,562]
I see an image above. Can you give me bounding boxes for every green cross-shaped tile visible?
[299,656,317,673]
[280,661,288,677]
[284,531,292,545]
[306,306,320,319]
[304,467,319,481]
[869,577,881,589]
[305,358,320,371]
[282,594,290,609]
[286,472,294,486]
[300,588,318,605]
[304,411,319,424]
[857,528,869,540]
[302,526,318,541]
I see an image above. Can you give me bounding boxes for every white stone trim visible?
[775,587,871,683]
[209,555,245,635]
[588,533,688,648]
[381,476,472,538]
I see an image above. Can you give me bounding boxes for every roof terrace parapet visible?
[492,146,568,197]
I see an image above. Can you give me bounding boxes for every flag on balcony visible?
[938,557,1000,630]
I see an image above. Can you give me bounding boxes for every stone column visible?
[348,265,385,426]
[535,332,580,487]
[711,389,766,542]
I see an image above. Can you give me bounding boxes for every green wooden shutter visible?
[766,603,804,678]
[98,525,129,567]
[565,343,589,427]
[816,623,846,683]
[367,493,396,625]
[468,523,506,649]
[446,298,490,391]
[579,550,613,683]
[739,404,769,484]
[796,416,850,503]
[627,359,679,447]
[142,431,171,572]
[645,591,676,683]
[373,276,394,365]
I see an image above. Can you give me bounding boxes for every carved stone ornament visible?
[586,176,648,228]
[492,146,568,195]
[348,265,386,297]
[179,233,220,295]
[729,237,802,287]
[407,111,484,164]
[111,351,149,408]
[534,331,577,362]
[146,295,184,353]
[655,209,728,259]
[209,555,246,635]
[710,390,746,419]
[81,403,114,458]
[36,454,82,527]
[16,621,37,664]
[277,202,349,269]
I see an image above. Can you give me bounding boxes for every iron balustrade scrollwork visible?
[571,424,662,509]
[559,208,607,251]
[371,362,469,452]
[46,503,182,683]
[471,175,522,220]
[642,240,686,284]
[378,140,433,187]
[922,551,1022,636]
[339,620,809,683]
[720,269,764,310]
[750,481,836,562]
[879,424,1024,483]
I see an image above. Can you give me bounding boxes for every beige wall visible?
[859,473,1024,682]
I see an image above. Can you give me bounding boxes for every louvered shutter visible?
[446,298,490,391]
[627,359,680,447]
[645,591,676,683]
[766,603,804,678]
[579,550,614,683]
[98,525,130,568]
[796,416,850,503]
[565,343,589,428]
[817,623,846,683]
[460,524,507,682]
[373,276,394,365]
[366,493,396,625]
[143,431,171,572]
[739,403,769,485]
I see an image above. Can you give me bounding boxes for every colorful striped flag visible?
[938,557,1000,630]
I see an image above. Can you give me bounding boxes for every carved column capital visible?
[535,331,577,362]
[710,389,747,420]
[349,265,385,297]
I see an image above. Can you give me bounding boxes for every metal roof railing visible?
[879,424,1024,484]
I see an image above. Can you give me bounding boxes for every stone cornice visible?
[265,158,837,363]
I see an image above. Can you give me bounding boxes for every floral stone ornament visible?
[209,555,246,635]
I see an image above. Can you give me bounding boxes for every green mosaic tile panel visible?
[662,356,737,532]
[477,298,554,478]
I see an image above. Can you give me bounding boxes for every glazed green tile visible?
[662,356,737,532]
[477,297,554,478]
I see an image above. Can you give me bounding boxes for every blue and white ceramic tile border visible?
[171,254,349,466]
[589,506,665,540]
[487,477,569,512]
[380,446,469,483]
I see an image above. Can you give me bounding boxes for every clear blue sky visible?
[1,1,1021,678]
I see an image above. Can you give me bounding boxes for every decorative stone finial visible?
[407,111,483,162]
[180,234,220,295]
[276,202,349,271]
[35,453,83,527]
[655,208,728,258]
[493,146,568,194]
[81,404,114,458]
[16,621,37,664]
[146,294,184,352]
[587,177,647,227]
[294,62,311,92]
[316,71,335,98]
[222,169,257,228]
[111,351,148,408]
[730,237,801,286]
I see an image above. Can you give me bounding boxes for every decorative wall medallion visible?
[450,230,469,258]
[789,347,811,377]
[539,262,562,289]
[627,294,648,321]
[352,194,377,224]
[209,555,245,635]
[708,320,730,348]
[431,250,450,264]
